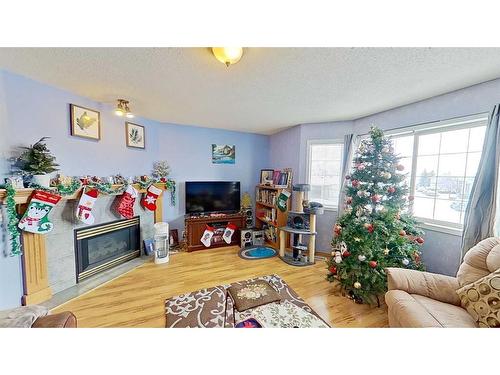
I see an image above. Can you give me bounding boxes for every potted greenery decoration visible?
[17,137,59,187]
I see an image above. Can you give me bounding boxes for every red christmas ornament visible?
[364,223,374,233]
[346,196,353,204]
[369,260,377,268]
[329,266,337,274]
[399,229,406,236]
[387,186,396,194]
[351,179,359,187]
[342,249,351,257]
[396,164,405,171]
[334,224,342,236]
[371,194,381,203]
[415,237,424,245]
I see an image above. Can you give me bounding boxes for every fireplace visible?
[75,217,141,282]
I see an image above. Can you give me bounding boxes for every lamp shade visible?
[212,47,243,67]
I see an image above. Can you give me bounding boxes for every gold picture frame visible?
[70,104,101,140]
[126,122,145,149]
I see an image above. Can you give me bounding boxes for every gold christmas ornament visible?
[241,192,252,208]
[354,281,362,289]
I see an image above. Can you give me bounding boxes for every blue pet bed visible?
[239,246,277,260]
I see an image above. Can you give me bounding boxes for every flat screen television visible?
[185,181,241,214]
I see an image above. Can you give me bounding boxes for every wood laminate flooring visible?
[52,246,388,327]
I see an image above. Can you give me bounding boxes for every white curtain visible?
[337,134,359,216]
[461,104,500,260]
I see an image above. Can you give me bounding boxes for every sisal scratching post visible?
[292,184,310,213]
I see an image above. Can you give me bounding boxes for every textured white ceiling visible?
[1,48,500,134]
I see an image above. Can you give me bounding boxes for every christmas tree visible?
[327,127,425,305]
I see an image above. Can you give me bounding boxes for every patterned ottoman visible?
[165,274,329,328]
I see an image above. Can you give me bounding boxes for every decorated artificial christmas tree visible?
[327,127,425,305]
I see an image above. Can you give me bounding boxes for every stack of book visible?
[271,169,292,187]
[256,189,277,206]
[256,207,277,224]
[264,225,278,243]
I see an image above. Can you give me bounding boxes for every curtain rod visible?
[357,111,489,137]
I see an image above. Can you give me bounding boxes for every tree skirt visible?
[239,246,277,260]
[165,274,329,328]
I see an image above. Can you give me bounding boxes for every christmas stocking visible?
[141,184,163,211]
[18,190,61,234]
[276,190,291,212]
[76,188,99,224]
[117,185,138,219]
[223,222,237,244]
[200,224,215,247]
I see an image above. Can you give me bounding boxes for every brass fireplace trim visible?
[76,217,140,240]
[78,250,141,282]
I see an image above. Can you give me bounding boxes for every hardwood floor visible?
[52,246,388,327]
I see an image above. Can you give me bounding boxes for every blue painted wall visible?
[0,70,269,308]
[270,78,500,276]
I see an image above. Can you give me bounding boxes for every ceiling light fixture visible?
[211,47,243,67]
[115,99,134,118]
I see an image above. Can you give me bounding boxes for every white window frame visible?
[386,113,488,235]
[306,139,344,211]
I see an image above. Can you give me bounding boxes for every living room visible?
[1,2,498,374]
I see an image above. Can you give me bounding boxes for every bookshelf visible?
[255,184,291,249]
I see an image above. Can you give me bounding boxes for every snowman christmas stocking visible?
[18,190,61,234]
[76,188,99,224]
[200,224,215,247]
[141,185,163,211]
[276,190,291,212]
[223,222,237,244]
[117,185,138,219]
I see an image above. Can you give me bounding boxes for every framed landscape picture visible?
[212,144,235,164]
[70,104,101,140]
[126,122,145,149]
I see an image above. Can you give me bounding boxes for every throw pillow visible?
[227,280,281,312]
[242,300,329,328]
[456,268,500,328]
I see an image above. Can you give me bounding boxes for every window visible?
[306,140,344,209]
[390,114,488,230]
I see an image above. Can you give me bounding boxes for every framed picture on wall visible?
[126,122,145,149]
[70,104,101,140]
[211,144,235,164]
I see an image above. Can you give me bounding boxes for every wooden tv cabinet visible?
[185,212,245,252]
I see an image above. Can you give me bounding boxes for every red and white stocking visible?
[76,188,99,224]
[141,185,162,211]
[201,224,215,247]
[223,222,237,244]
[117,185,138,219]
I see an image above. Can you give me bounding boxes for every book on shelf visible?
[256,207,277,224]
[256,188,277,207]
[263,225,278,243]
[259,168,292,189]
[272,170,281,185]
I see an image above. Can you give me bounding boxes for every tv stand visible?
[185,212,245,252]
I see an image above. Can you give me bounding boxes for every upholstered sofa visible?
[0,305,77,328]
[385,237,500,328]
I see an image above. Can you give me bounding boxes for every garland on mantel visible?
[3,177,176,257]
[5,182,22,256]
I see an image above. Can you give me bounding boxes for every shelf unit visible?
[255,184,291,249]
